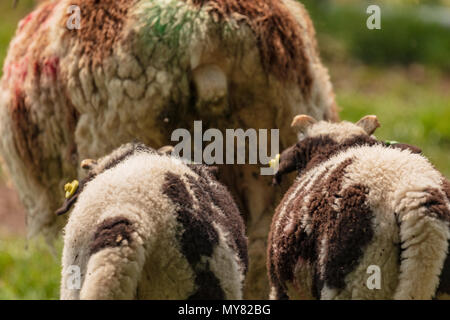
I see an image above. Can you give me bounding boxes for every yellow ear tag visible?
[269,154,280,169]
[64,180,79,199]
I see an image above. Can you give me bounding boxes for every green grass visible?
[303,0,450,71]
[0,236,61,299]
[333,65,450,177]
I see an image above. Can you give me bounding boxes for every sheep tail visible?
[394,189,450,300]
[80,217,146,300]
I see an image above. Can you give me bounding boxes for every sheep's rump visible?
[61,149,248,299]
[268,144,450,300]
[0,0,338,298]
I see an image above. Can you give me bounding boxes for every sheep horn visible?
[356,115,380,135]
[158,145,174,155]
[291,115,317,131]
[80,159,97,170]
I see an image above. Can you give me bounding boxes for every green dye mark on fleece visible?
[137,0,242,56]
[139,0,205,50]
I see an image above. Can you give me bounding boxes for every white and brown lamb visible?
[59,142,248,299]
[268,115,450,300]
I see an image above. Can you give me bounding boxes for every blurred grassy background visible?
[0,0,449,299]
[302,0,450,176]
[0,238,61,299]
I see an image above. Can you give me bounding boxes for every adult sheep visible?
[268,115,450,300]
[0,0,338,298]
[60,142,248,299]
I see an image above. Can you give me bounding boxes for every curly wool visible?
[268,120,450,300]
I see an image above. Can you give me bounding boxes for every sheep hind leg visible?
[79,224,147,300]
[394,191,450,300]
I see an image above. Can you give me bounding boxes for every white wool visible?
[306,121,367,143]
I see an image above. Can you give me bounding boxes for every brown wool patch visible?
[275,171,322,258]
[442,178,450,201]
[389,143,422,154]
[163,172,194,211]
[324,184,373,289]
[188,263,225,300]
[270,167,329,296]
[271,158,358,298]
[186,164,216,181]
[90,217,134,255]
[185,172,248,273]
[423,188,450,223]
[189,0,313,95]
[61,0,135,67]
[267,239,288,299]
[275,134,380,184]
[162,172,218,266]
[305,135,379,172]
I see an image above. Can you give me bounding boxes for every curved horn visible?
[356,115,380,135]
[80,159,97,170]
[291,115,317,131]
[158,145,174,155]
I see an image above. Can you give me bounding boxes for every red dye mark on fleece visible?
[42,57,59,80]
[4,57,29,90]
[32,57,60,80]
[18,12,35,32]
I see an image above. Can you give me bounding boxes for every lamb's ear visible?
[291,115,317,132]
[356,115,380,135]
[272,144,299,185]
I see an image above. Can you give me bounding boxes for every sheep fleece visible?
[268,123,450,300]
[61,144,248,299]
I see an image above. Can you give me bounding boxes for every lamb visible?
[0,0,338,298]
[267,115,450,300]
[59,142,248,299]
